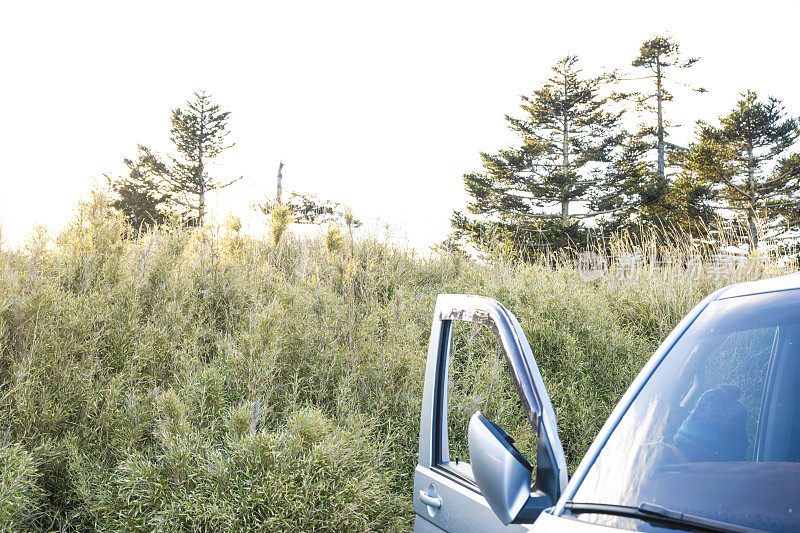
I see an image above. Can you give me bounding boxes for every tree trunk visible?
[276,161,284,204]
[747,211,758,251]
[198,102,206,226]
[198,181,205,226]
[656,59,665,180]
[747,146,758,250]
[561,72,570,225]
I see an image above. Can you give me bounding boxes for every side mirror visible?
[468,412,552,525]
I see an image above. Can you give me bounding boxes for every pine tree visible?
[686,90,800,249]
[594,36,708,236]
[665,164,716,235]
[594,132,662,231]
[165,91,240,225]
[454,56,622,254]
[595,130,715,236]
[107,145,171,236]
[630,35,704,181]
[775,154,800,227]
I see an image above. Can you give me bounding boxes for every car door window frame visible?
[417,294,567,500]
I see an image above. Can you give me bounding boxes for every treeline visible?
[107,91,353,242]
[451,35,800,256]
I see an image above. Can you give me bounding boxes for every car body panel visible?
[415,294,567,531]
[531,510,620,532]
[414,466,532,532]
[717,271,800,300]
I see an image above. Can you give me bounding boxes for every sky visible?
[1,0,799,251]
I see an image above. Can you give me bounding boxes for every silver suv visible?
[414,274,800,532]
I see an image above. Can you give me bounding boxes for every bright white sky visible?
[1,0,798,251]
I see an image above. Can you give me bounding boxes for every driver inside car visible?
[673,383,748,462]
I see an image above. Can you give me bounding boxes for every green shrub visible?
[0,197,787,530]
[0,443,42,531]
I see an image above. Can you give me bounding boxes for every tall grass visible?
[0,195,793,531]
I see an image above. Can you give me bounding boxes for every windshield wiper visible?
[564,501,759,533]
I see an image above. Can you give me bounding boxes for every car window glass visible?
[443,320,536,475]
[703,327,773,458]
[572,289,800,533]
[656,327,774,462]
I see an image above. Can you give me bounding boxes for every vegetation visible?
[106,146,172,237]
[0,194,792,531]
[257,192,357,228]
[103,91,240,230]
[686,90,800,249]
[166,91,240,226]
[455,34,800,255]
[453,55,622,253]
[98,36,798,258]
[629,35,704,181]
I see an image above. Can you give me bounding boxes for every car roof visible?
[717,271,800,300]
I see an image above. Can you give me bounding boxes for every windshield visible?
[571,288,800,532]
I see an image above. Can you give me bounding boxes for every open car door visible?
[414,295,568,532]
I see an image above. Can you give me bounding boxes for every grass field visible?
[0,197,789,531]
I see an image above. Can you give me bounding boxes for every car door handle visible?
[419,489,442,509]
